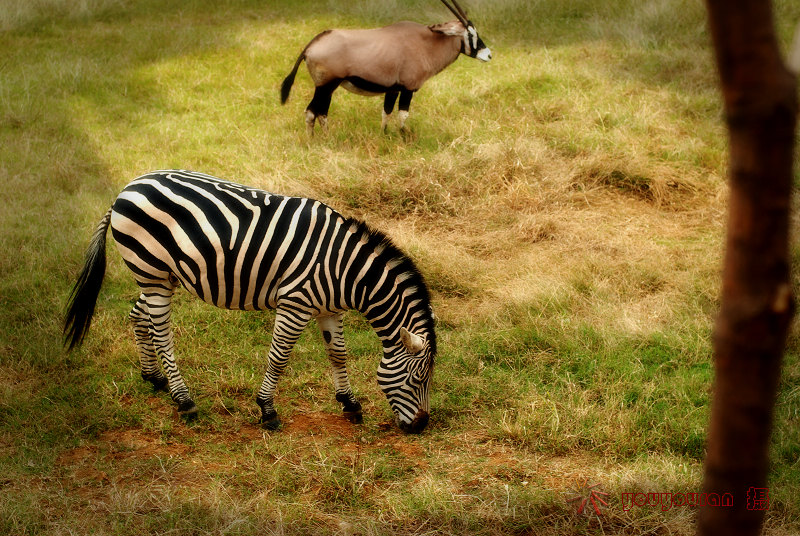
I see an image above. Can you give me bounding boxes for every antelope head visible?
[440,0,492,62]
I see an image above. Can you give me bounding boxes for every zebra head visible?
[378,326,435,434]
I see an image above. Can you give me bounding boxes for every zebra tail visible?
[63,208,112,351]
[280,51,305,105]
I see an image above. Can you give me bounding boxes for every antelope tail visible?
[63,208,112,351]
[281,31,333,104]
[280,51,305,105]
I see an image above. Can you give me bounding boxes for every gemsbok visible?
[280,0,491,134]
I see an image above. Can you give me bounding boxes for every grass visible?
[1,0,799,534]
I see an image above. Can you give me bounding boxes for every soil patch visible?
[285,411,358,437]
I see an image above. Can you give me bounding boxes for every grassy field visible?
[1,0,799,534]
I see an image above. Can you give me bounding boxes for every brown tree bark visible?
[700,1,796,535]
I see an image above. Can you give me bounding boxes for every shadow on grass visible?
[0,0,320,456]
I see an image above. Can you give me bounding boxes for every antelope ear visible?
[400,327,425,354]
[428,21,465,36]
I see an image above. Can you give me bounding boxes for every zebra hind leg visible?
[318,314,363,424]
[129,295,167,392]
[140,283,198,419]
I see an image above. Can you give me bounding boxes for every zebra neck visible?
[358,279,428,353]
[330,217,432,349]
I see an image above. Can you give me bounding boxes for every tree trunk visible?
[699,1,796,535]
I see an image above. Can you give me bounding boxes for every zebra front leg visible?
[256,307,312,430]
[317,314,362,424]
[142,284,198,419]
[129,295,167,392]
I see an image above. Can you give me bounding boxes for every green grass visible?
[2,0,800,534]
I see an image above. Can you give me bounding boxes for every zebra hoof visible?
[261,416,282,431]
[336,395,362,420]
[142,373,168,392]
[260,410,282,431]
[343,411,363,424]
[178,400,198,420]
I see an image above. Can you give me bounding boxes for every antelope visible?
[280,0,491,135]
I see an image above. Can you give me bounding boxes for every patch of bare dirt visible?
[56,445,95,466]
[54,427,228,503]
[228,423,267,442]
[144,395,174,417]
[99,428,192,459]
[285,411,358,437]
[541,455,610,492]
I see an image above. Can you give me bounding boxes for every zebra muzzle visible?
[398,410,429,434]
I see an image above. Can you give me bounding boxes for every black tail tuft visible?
[64,208,112,351]
[280,52,305,105]
[281,32,333,105]
[281,50,306,104]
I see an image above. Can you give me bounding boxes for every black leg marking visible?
[382,91,400,132]
[260,411,282,430]
[384,91,399,115]
[398,90,415,132]
[398,89,414,113]
[307,80,341,118]
[178,399,198,420]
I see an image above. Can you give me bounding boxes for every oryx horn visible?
[450,0,470,22]
[439,0,468,26]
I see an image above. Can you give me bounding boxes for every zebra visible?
[64,170,436,433]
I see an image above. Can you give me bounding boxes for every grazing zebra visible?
[64,170,436,433]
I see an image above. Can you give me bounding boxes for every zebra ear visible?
[400,327,425,354]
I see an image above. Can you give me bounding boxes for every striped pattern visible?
[66,170,436,432]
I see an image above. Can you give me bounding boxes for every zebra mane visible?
[345,217,437,353]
